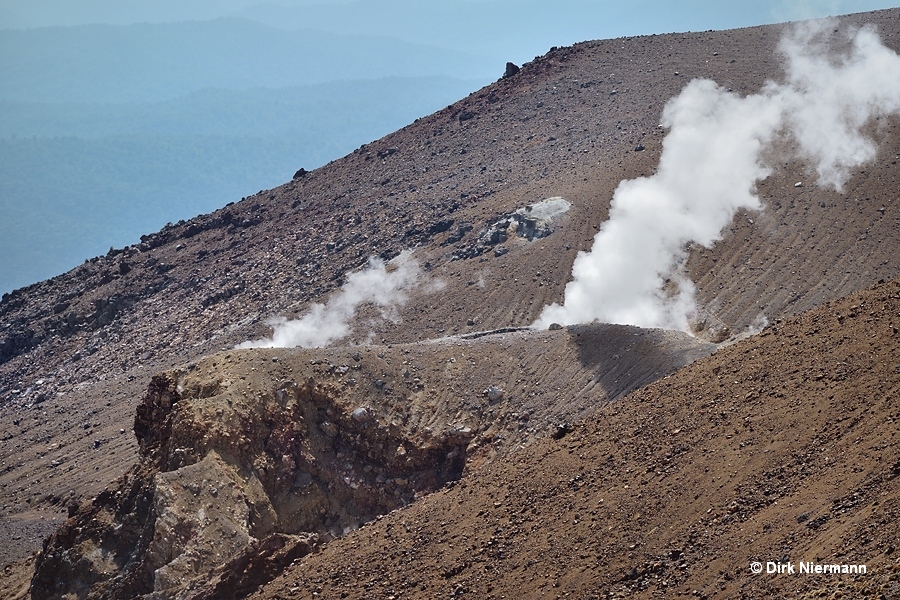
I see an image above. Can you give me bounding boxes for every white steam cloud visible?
[535,19,900,332]
[237,251,420,349]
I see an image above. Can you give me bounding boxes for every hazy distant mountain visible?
[0,13,498,294]
[0,0,801,62]
[0,76,486,138]
[233,0,778,62]
[0,76,486,294]
[0,18,495,103]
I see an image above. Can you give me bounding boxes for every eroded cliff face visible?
[30,351,471,600]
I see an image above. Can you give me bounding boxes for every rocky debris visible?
[689,307,732,343]
[503,62,520,78]
[550,421,571,439]
[202,281,246,308]
[458,326,530,340]
[0,328,38,365]
[185,532,318,600]
[441,223,473,246]
[483,386,504,402]
[450,197,572,261]
[350,406,371,422]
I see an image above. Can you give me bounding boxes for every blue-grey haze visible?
[0,77,484,294]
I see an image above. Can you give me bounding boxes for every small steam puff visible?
[237,251,419,349]
[535,20,900,332]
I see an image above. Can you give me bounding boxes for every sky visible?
[1,0,896,26]
[3,1,899,59]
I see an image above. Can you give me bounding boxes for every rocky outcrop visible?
[449,197,572,261]
[31,350,471,600]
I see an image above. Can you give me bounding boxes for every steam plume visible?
[535,19,900,332]
[237,251,420,349]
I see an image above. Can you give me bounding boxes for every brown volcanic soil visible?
[253,279,900,600]
[25,325,712,600]
[1,6,900,596]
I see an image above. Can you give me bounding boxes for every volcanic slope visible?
[253,279,900,600]
[2,5,900,589]
[26,325,713,600]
